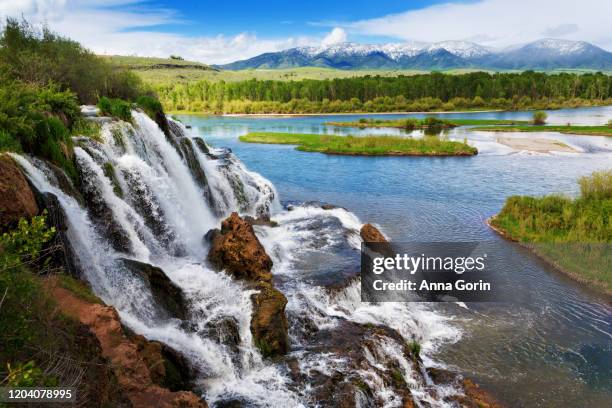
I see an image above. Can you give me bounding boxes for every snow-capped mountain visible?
[491,39,612,70]
[218,39,612,71]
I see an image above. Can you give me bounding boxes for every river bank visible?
[486,170,611,295]
[474,124,612,136]
[239,132,478,156]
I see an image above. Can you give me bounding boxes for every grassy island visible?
[472,124,612,137]
[489,170,612,294]
[239,132,478,156]
[327,118,529,129]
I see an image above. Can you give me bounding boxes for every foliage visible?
[492,170,612,292]
[0,215,55,358]
[154,71,612,113]
[1,213,56,269]
[532,111,548,125]
[102,162,124,198]
[0,18,147,103]
[0,129,21,152]
[136,95,164,120]
[578,170,612,200]
[408,340,421,361]
[0,215,108,394]
[0,79,80,177]
[607,119,612,128]
[70,118,101,140]
[240,132,477,156]
[331,118,529,129]
[5,360,57,387]
[97,97,132,122]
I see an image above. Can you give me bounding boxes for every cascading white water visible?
[13,110,460,407]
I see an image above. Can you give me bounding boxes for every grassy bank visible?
[239,132,477,156]
[490,170,612,294]
[473,124,612,136]
[327,118,529,129]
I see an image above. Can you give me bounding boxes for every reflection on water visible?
[177,106,612,407]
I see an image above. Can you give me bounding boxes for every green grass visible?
[57,275,104,305]
[102,55,213,69]
[328,118,529,128]
[490,170,612,293]
[105,56,612,86]
[239,132,477,156]
[473,124,612,136]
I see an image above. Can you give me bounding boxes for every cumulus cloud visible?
[0,0,318,64]
[346,0,612,50]
[321,27,347,46]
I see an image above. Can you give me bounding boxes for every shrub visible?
[97,97,132,122]
[532,111,548,125]
[0,18,147,104]
[422,116,446,127]
[403,118,418,130]
[0,129,21,152]
[408,340,421,361]
[578,170,612,201]
[136,95,164,120]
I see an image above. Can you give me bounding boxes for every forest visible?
[155,71,612,113]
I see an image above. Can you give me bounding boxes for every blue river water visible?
[177,106,612,407]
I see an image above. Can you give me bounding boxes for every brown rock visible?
[360,223,387,243]
[208,212,273,282]
[426,367,504,408]
[250,282,289,357]
[50,280,207,408]
[455,378,503,408]
[0,155,39,230]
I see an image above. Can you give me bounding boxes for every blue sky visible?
[145,0,438,39]
[1,0,610,64]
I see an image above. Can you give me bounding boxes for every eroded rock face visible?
[360,223,387,243]
[426,367,504,408]
[120,258,188,320]
[132,335,195,392]
[250,282,289,357]
[40,193,83,278]
[207,212,273,282]
[295,319,419,407]
[0,155,39,230]
[51,282,207,408]
[207,212,288,358]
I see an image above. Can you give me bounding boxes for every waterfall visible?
[13,110,459,407]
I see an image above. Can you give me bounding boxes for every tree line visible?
[155,71,612,113]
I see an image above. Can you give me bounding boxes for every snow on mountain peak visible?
[526,39,591,54]
[292,40,492,60]
[425,41,492,58]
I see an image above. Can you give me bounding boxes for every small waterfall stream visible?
[12,111,460,407]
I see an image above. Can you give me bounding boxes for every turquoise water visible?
[177,106,612,407]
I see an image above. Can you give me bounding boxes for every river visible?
[176,106,612,407]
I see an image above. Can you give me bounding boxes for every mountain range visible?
[218,39,612,71]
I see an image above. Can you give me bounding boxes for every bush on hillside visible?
[0,18,147,103]
[97,97,132,122]
[532,111,548,125]
[0,80,79,178]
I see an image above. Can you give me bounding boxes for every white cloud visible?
[321,27,347,46]
[0,0,319,64]
[346,0,612,50]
